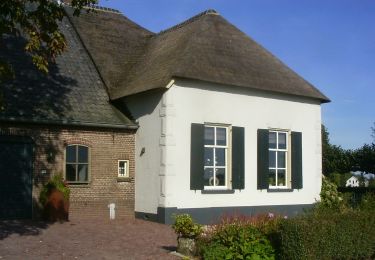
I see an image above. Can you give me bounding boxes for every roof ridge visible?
[61,2,122,14]
[158,9,219,35]
[83,4,121,14]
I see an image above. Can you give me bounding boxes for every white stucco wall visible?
[124,92,164,214]
[161,79,323,209]
[128,79,323,214]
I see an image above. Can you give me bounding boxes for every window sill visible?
[67,182,91,188]
[267,188,293,193]
[117,177,132,182]
[201,189,235,194]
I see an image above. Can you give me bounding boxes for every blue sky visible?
[99,0,375,149]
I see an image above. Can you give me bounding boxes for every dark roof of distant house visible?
[0,14,136,129]
[66,6,330,103]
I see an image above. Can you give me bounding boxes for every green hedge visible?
[277,210,375,259]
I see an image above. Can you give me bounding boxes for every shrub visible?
[199,215,275,260]
[39,174,70,206]
[277,209,375,259]
[319,177,344,209]
[359,192,375,211]
[172,214,202,238]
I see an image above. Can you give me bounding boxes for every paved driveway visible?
[0,217,179,259]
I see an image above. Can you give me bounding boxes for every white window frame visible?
[64,144,90,183]
[118,160,129,178]
[204,124,230,190]
[268,130,290,189]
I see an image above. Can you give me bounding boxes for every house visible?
[0,5,329,223]
[346,176,360,187]
[347,171,374,187]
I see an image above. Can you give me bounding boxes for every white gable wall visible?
[128,79,323,218]
[162,79,322,209]
[124,92,164,214]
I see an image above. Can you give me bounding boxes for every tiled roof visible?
[0,16,136,129]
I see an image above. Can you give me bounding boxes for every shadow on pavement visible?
[0,220,49,240]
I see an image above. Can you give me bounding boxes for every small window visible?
[204,125,230,189]
[65,145,89,183]
[118,160,129,178]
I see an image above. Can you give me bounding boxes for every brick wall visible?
[0,124,136,219]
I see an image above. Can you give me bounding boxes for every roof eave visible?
[0,118,138,130]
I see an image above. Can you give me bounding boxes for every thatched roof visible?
[66,7,329,102]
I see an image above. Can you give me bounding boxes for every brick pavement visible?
[0,217,179,259]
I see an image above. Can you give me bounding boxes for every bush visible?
[172,214,202,238]
[39,174,70,206]
[319,178,344,209]
[277,209,375,259]
[359,192,375,211]
[199,216,275,260]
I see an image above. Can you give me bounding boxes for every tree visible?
[0,0,97,81]
[371,122,375,143]
[321,125,354,176]
[353,143,375,174]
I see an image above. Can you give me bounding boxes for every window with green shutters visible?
[203,125,229,189]
[258,129,303,190]
[190,124,245,190]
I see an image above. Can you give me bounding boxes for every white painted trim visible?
[165,79,175,89]
[118,160,129,178]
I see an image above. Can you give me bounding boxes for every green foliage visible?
[39,174,70,206]
[277,209,375,260]
[199,216,275,260]
[358,192,375,211]
[322,125,354,176]
[322,124,375,176]
[172,214,202,238]
[353,143,375,174]
[319,178,344,209]
[328,172,352,187]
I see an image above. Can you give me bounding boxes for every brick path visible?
[0,217,179,259]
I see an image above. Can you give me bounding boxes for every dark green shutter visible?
[291,132,303,189]
[190,124,204,190]
[232,126,245,189]
[257,129,269,190]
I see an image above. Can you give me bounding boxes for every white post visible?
[108,203,116,220]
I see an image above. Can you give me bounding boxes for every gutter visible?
[0,118,139,130]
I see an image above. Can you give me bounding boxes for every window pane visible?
[215,148,226,166]
[204,148,214,166]
[277,151,286,168]
[269,151,276,168]
[269,169,276,186]
[216,168,226,186]
[269,132,277,149]
[78,146,88,163]
[278,132,287,149]
[278,169,286,186]
[119,161,127,177]
[204,168,214,186]
[78,164,88,182]
[66,146,76,163]
[66,164,76,181]
[204,127,215,145]
[216,128,227,146]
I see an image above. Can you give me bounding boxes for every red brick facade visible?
[0,124,136,219]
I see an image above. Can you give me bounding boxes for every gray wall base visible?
[135,204,314,224]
